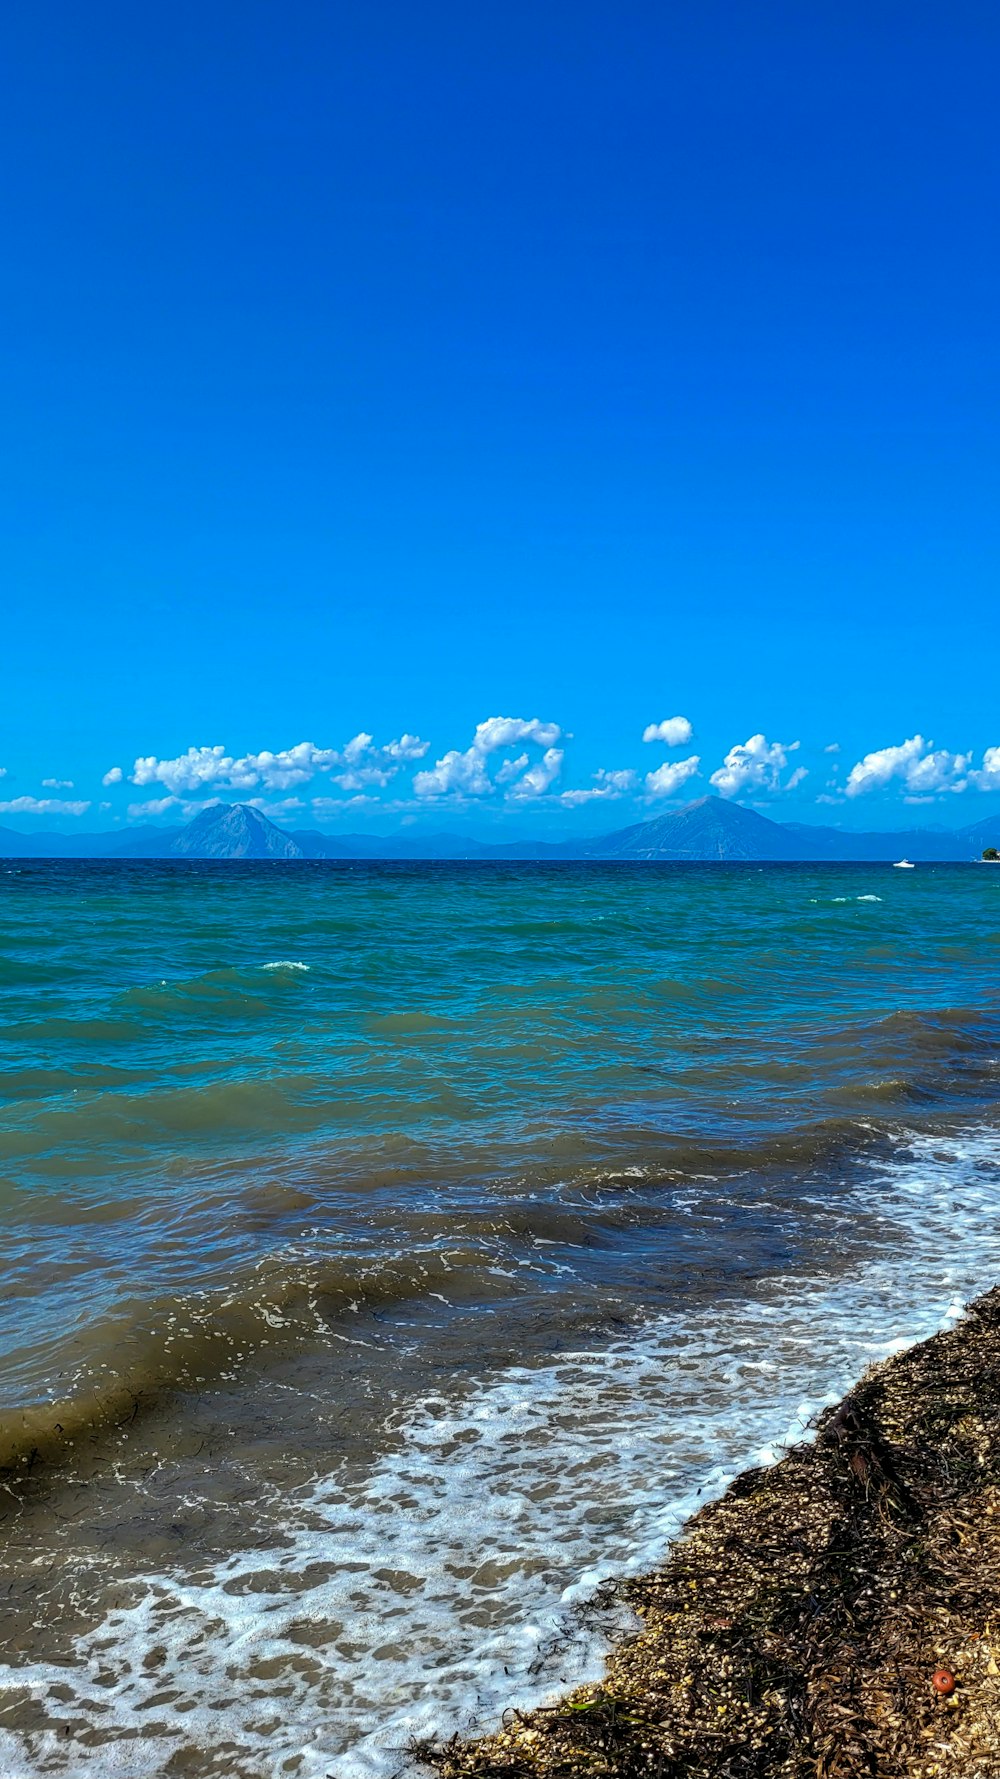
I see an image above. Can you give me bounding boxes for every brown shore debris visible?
[424,1286,1000,1779]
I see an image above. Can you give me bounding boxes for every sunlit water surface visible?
[0,859,998,1775]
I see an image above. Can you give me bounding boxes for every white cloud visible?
[332,763,394,791]
[906,750,970,794]
[127,796,183,818]
[641,716,699,800]
[240,745,343,789]
[560,789,609,807]
[412,747,493,799]
[41,778,75,789]
[125,734,429,798]
[642,716,693,747]
[310,795,378,813]
[0,767,7,779]
[972,745,1000,791]
[0,796,91,816]
[339,735,374,763]
[472,716,561,753]
[596,768,640,794]
[326,733,430,791]
[495,753,530,787]
[131,748,223,793]
[102,766,123,786]
[823,742,841,754]
[709,734,803,797]
[559,768,639,807]
[413,716,563,799]
[845,735,927,796]
[384,734,430,762]
[845,735,970,798]
[130,743,339,794]
[505,747,565,799]
[644,755,701,799]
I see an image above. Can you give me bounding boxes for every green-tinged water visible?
[1,858,999,1775]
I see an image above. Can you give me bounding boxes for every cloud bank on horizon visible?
[2,722,999,827]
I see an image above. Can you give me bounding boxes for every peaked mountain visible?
[594,796,812,860]
[592,797,999,862]
[949,813,1000,855]
[1,794,998,862]
[171,803,305,859]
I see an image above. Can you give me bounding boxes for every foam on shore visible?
[0,1127,998,1777]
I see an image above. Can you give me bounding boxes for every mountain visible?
[171,804,304,859]
[594,796,812,860]
[595,798,999,862]
[1,795,998,862]
[105,823,187,857]
[0,823,141,858]
[286,829,361,859]
[0,825,38,857]
[35,805,306,860]
[951,813,1000,855]
[781,822,975,863]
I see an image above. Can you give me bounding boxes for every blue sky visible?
[3,0,999,835]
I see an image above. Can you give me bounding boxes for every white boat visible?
[893,858,915,869]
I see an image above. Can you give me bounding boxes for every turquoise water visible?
[1,859,999,1774]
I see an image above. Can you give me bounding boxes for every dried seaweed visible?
[425,1287,1000,1778]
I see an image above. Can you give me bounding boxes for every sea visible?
[1,857,999,1777]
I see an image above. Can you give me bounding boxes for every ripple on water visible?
[0,1128,998,1776]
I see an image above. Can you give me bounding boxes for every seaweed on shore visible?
[423,1287,1000,1778]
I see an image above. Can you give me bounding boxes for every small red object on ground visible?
[932,1669,956,1696]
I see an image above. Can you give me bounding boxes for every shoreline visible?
[425,1286,1000,1779]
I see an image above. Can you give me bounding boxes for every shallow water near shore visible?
[0,859,999,1775]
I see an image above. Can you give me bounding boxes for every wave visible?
[4,1099,1000,1479]
[117,961,314,1013]
[0,1241,530,1473]
[1,1127,999,1776]
[3,996,998,1171]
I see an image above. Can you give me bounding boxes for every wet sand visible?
[428,1286,1000,1779]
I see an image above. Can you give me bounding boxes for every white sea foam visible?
[809,895,881,905]
[1,1128,999,1777]
[260,959,311,972]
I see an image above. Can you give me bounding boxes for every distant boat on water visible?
[893,858,915,869]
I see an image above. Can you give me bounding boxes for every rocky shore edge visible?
[422,1286,1000,1778]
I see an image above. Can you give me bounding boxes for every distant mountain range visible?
[2,795,999,862]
